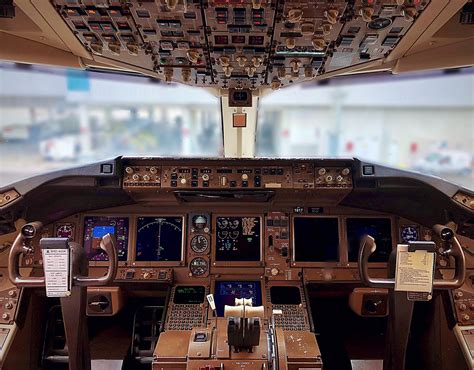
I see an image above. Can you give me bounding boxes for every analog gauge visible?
[401,226,419,243]
[192,215,208,230]
[189,257,208,276]
[56,223,75,239]
[190,235,209,253]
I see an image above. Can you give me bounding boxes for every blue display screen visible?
[214,281,262,316]
[92,226,115,238]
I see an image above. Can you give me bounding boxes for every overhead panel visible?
[50,0,430,90]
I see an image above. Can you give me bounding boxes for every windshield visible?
[0,62,473,190]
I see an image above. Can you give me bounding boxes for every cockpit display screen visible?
[136,216,183,261]
[347,218,392,262]
[83,216,129,261]
[215,217,261,261]
[214,281,262,317]
[270,286,302,305]
[173,286,205,305]
[293,217,339,262]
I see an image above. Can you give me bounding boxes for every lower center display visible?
[214,281,262,316]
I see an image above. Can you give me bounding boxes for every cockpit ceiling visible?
[1,1,472,93]
[49,0,429,90]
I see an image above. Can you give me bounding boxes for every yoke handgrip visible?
[432,224,465,289]
[74,233,118,286]
[8,222,45,287]
[358,235,395,289]
[358,225,466,290]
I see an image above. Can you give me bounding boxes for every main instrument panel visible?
[49,0,430,90]
[13,158,455,287]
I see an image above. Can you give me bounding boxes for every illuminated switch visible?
[65,7,81,16]
[100,22,115,32]
[160,41,174,51]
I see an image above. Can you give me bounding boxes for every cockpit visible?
[0,1,473,370]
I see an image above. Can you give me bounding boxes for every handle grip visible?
[9,222,45,287]
[74,233,118,286]
[358,235,396,289]
[432,224,465,289]
[358,225,466,290]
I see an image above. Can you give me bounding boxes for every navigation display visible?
[215,216,261,261]
[173,286,205,305]
[347,218,392,262]
[136,216,183,262]
[293,217,339,262]
[270,286,302,305]
[214,281,262,317]
[83,216,129,261]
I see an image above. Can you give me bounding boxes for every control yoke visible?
[8,221,118,370]
[8,222,117,287]
[358,224,466,290]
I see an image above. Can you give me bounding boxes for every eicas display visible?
[215,216,261,261]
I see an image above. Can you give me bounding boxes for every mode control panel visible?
[122,161,354,190]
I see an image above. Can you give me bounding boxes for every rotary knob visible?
[143,174,151,182]
[325,9,339,24]
[463,314,471,322]
[186,49,200,64]
[223,66,233,78]
[132,174,140,181]
[245,66,257,78]
[312,38,326,51]
[150,167,157,174]
[4,302,13,310]
[125,167,134,174]
[202,174,210,181]
[271,268,279,276]
[318,168,326,175]
[286,38,296,50]
[336,175,343,182]
[342,168,350,176]
[242,174,249,181]
[219,56,230,67]
[271,77,281,90]
[180,178,187,185]
[455,291,464,299]
[8,290,16,298]
[459,303,467,311]
[236,56,247,67]
[325,175,333,182]
[1,313,9,321]
[361,7,374,22]
[252,56,263,68]
[290,59,301,74]
[287,8,303,23]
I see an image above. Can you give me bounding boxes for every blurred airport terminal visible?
[0,62,472,189]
